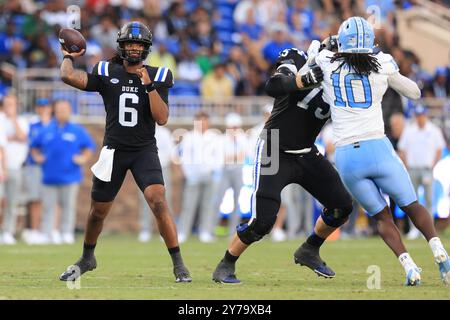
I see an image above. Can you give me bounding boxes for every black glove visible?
[300,65,323,88]
[320,35,338,52]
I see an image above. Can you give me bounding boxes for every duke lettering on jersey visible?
[84,62,173,150]
[122,86,139,93]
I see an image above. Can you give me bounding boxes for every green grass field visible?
[1,233,450,300]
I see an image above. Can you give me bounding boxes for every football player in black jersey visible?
[58,22,191,283]
[212,41,353,284]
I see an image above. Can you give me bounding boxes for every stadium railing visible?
[12,68,450,129]
[13,68,273,127]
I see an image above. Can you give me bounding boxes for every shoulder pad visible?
[93,61,111,77]
[276,48,307,71]
[376,52,399,75]
[148,66,174,87]
[315,49,333,67]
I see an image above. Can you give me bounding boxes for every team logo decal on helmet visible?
[117,21,153,63]
[337,17,375,54]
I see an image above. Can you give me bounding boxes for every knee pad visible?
[236,218,274,245]
[321,205,353,228]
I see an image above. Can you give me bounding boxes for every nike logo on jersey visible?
[110,78,119,84]
[122,86,138,93]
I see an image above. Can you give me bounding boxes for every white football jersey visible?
[316,49,399,146]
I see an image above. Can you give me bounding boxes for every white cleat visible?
[2,232,17,245]
[406,228,421,240]
[178,233,187,244]
[432,246,448,264]
[51,231,62,245]
[199,232,216,243]
[271,228,287,242]
[405,267,422,286]
[138,231,151,243]
[61,233,75,244]
[433,250,450,285]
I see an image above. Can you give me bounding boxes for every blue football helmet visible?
[337,17,374,53]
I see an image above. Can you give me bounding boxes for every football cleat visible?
[59,256,97,281]
[405,267,421,286]
[294,242,335,278]
[174,265,192,283]
[212,260,241,284]
[435,252,450,285]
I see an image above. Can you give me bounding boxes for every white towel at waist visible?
[91,146,115,182]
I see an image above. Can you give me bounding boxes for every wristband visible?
[63,55,74,62]
[145,82,156,93]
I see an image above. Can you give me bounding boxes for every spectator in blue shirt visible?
[262,23,295,65]
[31,100,95,244]
[238,8,263,41]
[22,97,53,244]
[286,0,315,38]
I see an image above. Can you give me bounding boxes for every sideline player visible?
[313,16,450,285]
[58,22,191,283]
[212,46,353,283]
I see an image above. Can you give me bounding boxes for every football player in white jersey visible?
[311,17,450,286]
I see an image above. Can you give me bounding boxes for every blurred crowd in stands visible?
[0,0,449,100]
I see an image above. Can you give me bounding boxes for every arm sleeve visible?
[152,67,173,105]
[265,66,299,97]
[84,62,105,92]
[387,72,421,100]
[84,73,103,92]
[156,86,169,105]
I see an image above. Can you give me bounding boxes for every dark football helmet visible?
[117,21,152,63]
[276,48,307,72]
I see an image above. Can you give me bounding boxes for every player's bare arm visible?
[31,148,45,164]
[137,66,169,125]
[73,148,93,165]
[60,48,88,90]
[8,119,27,142]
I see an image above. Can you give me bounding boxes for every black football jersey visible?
[263,50,330,151]
[84,61,173,151]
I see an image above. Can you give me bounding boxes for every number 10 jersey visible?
[84,60,174,151]
[315,49,399,147]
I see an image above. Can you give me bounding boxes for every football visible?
[58,28,86,54]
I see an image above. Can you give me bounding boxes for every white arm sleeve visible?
[387,72,421,100]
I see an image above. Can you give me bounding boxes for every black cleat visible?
[174,265,192,283]
[294,242,335,278]
[212,260,241,284]
[59,256,97,281]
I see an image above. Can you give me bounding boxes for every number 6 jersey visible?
[315,49,399,147]
[84,60,174,151]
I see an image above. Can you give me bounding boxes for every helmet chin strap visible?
[118,44,150,64]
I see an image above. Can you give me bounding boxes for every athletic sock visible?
[429,237,448,261]
[168,246,184,268]
[306,232,325,248]
[398,252,418,272]
[223,250,239,264]
[82,242,96,259]
[429,237,444,251]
